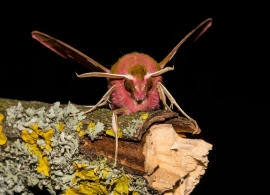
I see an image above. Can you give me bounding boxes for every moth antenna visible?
[146,66,174,78]
[159,18,212,68]
[76,72,132,80]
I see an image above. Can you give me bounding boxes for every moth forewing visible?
[32,31,110,72]
[159,18,212,69]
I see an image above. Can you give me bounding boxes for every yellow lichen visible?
[0,125,7,145]
[0,113,4,122]
[76,122,83,132]
[106,128,123,138]
[22,123,54,150]
[73,162,99,182]
[112,173,130,195]
[21,124,53,177]
[28,143,50,177]
[76,121,86,137]
[78,130,86,137]
[57,122,65,132]
[64,161,132,195]
[87,122,95,132]
[0,113,7,145]
[66,162,107,194]
[140,113,149,120]
[64,186,78,195]
[65,181,107,195]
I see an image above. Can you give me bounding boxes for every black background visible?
[1,1,269,194]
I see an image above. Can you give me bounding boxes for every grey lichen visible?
[87,121,105,141]
[0,101,150,194]
[45,130,80,192]
[86,108,152,140]
[1,102,84,194]
[128,174,150,194]
[122,118,145,137]
[6,101,85,133]
[0,139,45,194]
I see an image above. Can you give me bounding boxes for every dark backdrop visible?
[1,2,269,194]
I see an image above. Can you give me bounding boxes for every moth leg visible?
[112,107,128,114]
[157,82,199,132]
[80,86,115,115]
[110,107,128,167]
[83,100,111,108]
[157,82,171,111]
[111,111,119,167]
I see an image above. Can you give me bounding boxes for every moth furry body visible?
[109,52,161,113]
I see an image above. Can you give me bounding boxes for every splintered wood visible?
[143,124,212,195]
[80,112,212,195]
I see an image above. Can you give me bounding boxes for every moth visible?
[32,18,211,119]
[32,18,212,164]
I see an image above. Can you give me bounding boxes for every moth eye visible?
[146,78,153,91]
[124,79,134,93]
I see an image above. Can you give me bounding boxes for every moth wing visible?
[159,18,212,68]
[32,31,110,73]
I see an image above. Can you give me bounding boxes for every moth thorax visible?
[128,65,147,79]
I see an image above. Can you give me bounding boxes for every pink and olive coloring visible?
[32,18,212,119]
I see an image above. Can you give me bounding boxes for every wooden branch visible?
[80,124,212,194]
[0,98,212,194]
[80,136,146,175]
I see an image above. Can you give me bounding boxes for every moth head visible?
[123,65,174,104]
